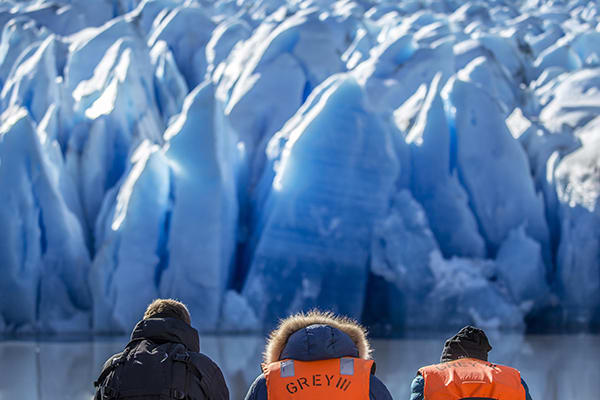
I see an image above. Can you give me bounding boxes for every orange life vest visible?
[418,358,525,400]
[265,357,373,399]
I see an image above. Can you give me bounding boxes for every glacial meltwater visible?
[0,333,598,400]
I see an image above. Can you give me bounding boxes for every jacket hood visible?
[264,310,371,364]
[130,317,200,353]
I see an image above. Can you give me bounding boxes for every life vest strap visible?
[276,358,357,378]
[281,360,295,377]
[340,358,354,375]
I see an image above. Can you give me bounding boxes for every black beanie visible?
[440,326,492,362]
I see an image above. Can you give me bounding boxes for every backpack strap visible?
[195,367,213,399]
[188,357,221,400]
[94,339,144,399]
[94,355,127,400]
[171,351,213,399]
[171,351,190,399]
[94,353,127,388]
[94,339,144,388]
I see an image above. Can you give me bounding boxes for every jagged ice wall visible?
[0,0,599,334]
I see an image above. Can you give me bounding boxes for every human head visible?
[440,325,492,362]
[143,298,191,325]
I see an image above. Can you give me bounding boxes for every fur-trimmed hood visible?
[263,310,372,364]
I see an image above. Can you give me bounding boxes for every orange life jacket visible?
[265,357,374,399]
[418,358,525,400]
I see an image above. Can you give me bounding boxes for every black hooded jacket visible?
[94,317,229,400]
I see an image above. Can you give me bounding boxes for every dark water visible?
[0,333,598,399]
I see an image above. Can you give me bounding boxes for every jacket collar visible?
[130,317,200,352]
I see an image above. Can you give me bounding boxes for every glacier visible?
[0,0,599,334]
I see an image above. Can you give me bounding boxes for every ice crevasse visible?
[0,0,599,334]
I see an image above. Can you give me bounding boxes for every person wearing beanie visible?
[244,310,392,400]
[409,326,533,400]
[94,299,229,400]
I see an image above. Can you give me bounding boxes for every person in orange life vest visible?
[409,325,533,400]
[244,310,392,400]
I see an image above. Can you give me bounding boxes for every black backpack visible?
[94,339,210,400]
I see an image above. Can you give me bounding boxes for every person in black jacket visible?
[94,298,229,400]
[244,310,392,400]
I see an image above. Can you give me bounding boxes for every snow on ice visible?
[0,0,599,334]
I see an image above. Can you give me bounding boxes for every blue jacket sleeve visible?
[370,375,393,400]
[521,377,533,400]
[409,374,424,400]
[244,374,267,400]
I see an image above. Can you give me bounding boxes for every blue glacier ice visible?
[0,0,599,334]
[149,40,188,123]
[406,73,484,258]
[555,117,600,326]
[129,0,182,37]
[0,1,113,37]
[458,56,519,115]
[90,141,169,332]
[356,32,455,113]
[445,76,551,262]
[424,252,524,330]
[206,19,251,80]
[474,33,525,80]
[0,17,49,88]
[1,35,65,124]
[364,189,439,331]
[495,226,551,312]
[65,17,142,92]
[539,68,600,132]
[0,108,90,332]
[242,74,399,324]
[365,189,532,332]
[158,83,238,332]
[69,35,164,233]
[147,5,216,88]
[91,82,238,332]
[533,40,583,77]
[222,5,356,186]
